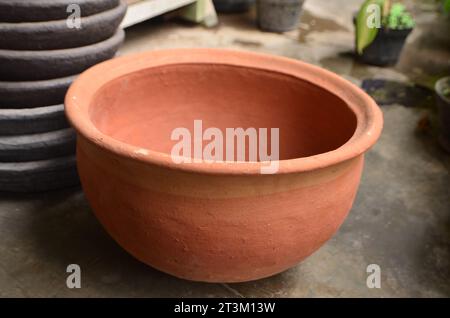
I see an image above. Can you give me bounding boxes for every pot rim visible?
[65,48,383,175]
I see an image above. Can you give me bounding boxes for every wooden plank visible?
[121,0,197,28]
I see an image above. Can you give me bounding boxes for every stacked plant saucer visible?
[0,0,127,192]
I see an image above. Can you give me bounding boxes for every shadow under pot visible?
[0,0,120,22]
[355,25,413,66]
[213,0,255,13]
[435,77,450,153]
[0,0,127,50]
[0,75,76,109]
[257,0,304,32]
[0,29,125,81]
[0,156,79,193]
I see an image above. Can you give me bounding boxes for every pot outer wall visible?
[0,1,127,50]
[0,0,120,22]
[357,27,413,66]
[213,0,255,13]
[76,136,365,283]
[257,0,305,32]
[436,77,450,152]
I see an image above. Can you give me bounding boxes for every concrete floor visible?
[0,0,449,297]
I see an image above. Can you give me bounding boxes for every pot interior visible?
[89,63,357,161]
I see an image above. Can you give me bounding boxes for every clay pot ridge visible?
[0,75,76,108]
[0,155,79,193]
[0,29,125,81]
[66,49,383,175]
[0,104,68,135]
[0,128,76,162]
[0,0,127,50]
[0,0,120,23]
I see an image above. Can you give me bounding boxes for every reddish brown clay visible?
[65,49,383,282]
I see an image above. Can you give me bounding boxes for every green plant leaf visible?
[356,0,384,54]
[444,0,450,13]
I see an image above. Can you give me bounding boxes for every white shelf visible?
[121,0,197,28]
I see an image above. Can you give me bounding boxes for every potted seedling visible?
[257,0,305,32]
[355,0,415,66]
[213,0,255,13]
[442,0,450,14]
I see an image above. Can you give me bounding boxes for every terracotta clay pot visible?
[0,75,76,108]
[65,49,383,282]
[0,0,120,23]
[0,156,79,193]
[0,29,125,81]
[0,104,68,135]
[0,0,127,50]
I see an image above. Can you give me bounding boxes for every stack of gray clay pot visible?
[0,0,127,192]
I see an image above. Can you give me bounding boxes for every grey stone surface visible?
[0,0,448,297]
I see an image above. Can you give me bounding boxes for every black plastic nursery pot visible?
[356,26,413,66]
[435,77,450,153]
[257,0,304,32]
[0,128,76,162]
[213,0,255,13]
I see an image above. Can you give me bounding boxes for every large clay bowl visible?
[0,29,125,81]
[0,0,127,50]
[0,128,76,162]
[0,75,76,108]
[0,156,79,193]
[0,0,120,23]
[0,104,68,135]
[65,49,383,283]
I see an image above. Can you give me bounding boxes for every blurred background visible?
[0,0,448,297]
